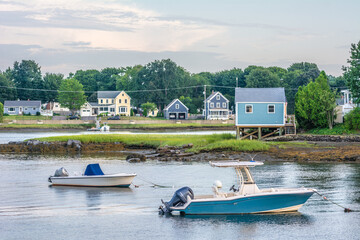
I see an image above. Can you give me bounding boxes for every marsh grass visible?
[1,124,93,129]
[34,133,270,152]
[109,123,234,129]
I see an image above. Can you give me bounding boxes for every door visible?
[169,113,176,119]
[178,113,186,119]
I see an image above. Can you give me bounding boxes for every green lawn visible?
[34,133,270,153]
[109,123,234,129]
[4,115,52,120]
[305,124,359,135]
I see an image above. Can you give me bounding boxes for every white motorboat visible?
[159,161,315,215]
[48,164,136,187]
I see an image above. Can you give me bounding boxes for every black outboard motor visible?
[159,187,194,214]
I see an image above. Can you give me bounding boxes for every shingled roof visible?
[4,100,41,107]
[235,88,286,103]
[97,91,131,99]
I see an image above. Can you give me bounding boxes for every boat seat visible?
[212,186,227,198]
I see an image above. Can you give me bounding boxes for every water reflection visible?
[164,212,312,225]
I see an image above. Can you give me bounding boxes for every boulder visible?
[126,153,146,161]
[127,158,141,163]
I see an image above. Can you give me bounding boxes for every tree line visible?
[1,40,359,129]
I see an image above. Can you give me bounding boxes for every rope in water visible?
[132,175,174,188]
[313,190,358,213]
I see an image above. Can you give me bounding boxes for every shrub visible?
[345,107,360,130]
[36,111,40,116]
[0,102,3,123]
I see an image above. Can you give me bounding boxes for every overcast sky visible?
[0,0,359,76]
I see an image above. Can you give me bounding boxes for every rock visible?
[127,158,141,163]
[66,139,82,151]
[26,140,41,146]
[182,143,194,149]
[8,141,23,145]
[126,153,146,161]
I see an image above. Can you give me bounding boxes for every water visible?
[0,154,359,240]
[0,130,236,144]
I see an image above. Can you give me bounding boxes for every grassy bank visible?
[0,124,94,129]
[34,133,270,152]
[4,115,52,120]
[109,123,234,129]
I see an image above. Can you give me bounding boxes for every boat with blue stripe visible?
[159,161,314,215]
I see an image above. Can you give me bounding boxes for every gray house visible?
[4,100,41,115]
[164,99,188,119]
[204,91,230,120]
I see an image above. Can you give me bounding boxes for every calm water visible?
[0,130,235,144]
[0,154,359,240]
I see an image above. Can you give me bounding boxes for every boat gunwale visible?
[50,173,137,180]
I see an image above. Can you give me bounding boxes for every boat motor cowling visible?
[159,187,194,214]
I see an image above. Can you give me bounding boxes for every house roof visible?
[4,100,41,107]
[235,88,286,103]
[88,102,114,107]
[206,91,229,102]
[97,91,131,99]
[164,98,189,110]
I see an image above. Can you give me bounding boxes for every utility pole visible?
[203,85,207,119]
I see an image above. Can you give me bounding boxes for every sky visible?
[0,0,359,76]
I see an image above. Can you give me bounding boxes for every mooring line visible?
[133,175,174,188]
[313,190,359,213]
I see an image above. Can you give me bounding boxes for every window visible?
[82,110,86,112]
[125,99,127,103]
[9,107,15,112]
[33,108,36,110]
[55,105,58,107]
[175,104,179,109]
[110,108,115,112]
[216,95,220,100]
[222,102,227,108]
[122,93,124,96]
[210,103,214,108]
[87,110,90,112]
[216,102,220,108]
[268,105,275,113]
[112,100,114,104]
[25,108,28,110]
[245,104,253,113]
[104,107,108,111]
[106,99,108,104]
[101,99,103,103]
[100,107,104,111]
[120,107,127,113]
[119,99,121,104]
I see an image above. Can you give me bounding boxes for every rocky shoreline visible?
[1,136,360,163]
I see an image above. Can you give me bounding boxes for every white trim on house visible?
[164,99,189,111]
[267,104,275,114]
[207,92,230,102]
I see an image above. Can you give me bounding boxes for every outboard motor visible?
[159,187,194,214]
[54,167,69,177]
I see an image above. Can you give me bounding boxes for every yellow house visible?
[97,91,131,116]
[147,108,159,117]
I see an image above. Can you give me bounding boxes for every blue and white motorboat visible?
[159,161,314,215]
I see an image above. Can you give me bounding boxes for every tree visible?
[344,107,360,130]
[74,69,100,98]
[295,72,336,129]
[8,60,43,100]
[0,72,17,103]
[58,78,86,115]
[0,102,3,123]
[141,102,156,117]
[343,41,360,104]
[288,62,320,86]
[179,96,196,114]
[42,73,64,102]
[245,68,281,88]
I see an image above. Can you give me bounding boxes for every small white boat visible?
[159,161,314,215]
[48,164,136,187]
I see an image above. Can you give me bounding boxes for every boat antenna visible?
[247,153,258,162]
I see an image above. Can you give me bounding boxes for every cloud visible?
[63,41,91,47]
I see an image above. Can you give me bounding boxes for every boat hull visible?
[172,190,314,215]
[49,173,136,187]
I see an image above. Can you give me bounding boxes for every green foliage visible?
[179,96,197,114]
[0,72,16,103]
[7,60,42,100]
[36,111,40,116]
[343,41,360,104]
[141,102,156,117]
[0,102,3,122]
[58,78,86,114]
[344,107,360,130]
[130,108,134,116]
[42,73,64,102]
[306,124,354,135]
[245,68,281,88]
[295,71,336,129]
